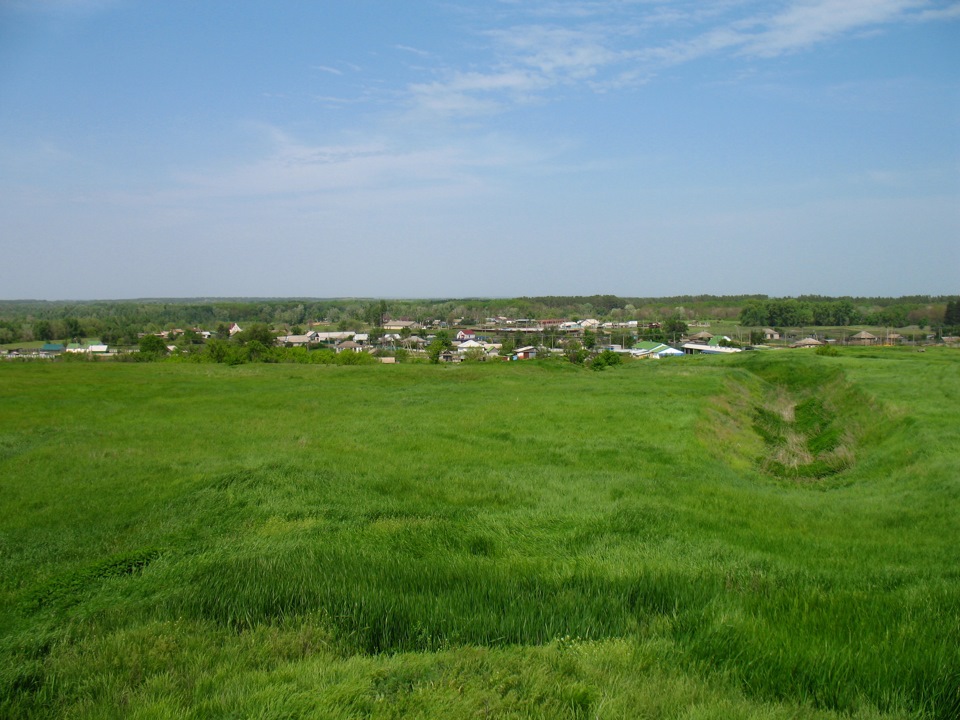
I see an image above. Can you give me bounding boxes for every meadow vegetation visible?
[1,349,957,718]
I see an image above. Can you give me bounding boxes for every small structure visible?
[277,332,319,347]
[456,339,485,354]
[631,341,682,359]
[228,323,243,336]
[848,331,878,346]
[312,331,355,344]
[456,329,476,341]
[384,320,418,331]
[763,328,780,341]
[335,340,362,353]
[707,336,733,347]
[682,343,741,355]
[686,331,714,343]
[514,346,537,360]
[791,337,823,348]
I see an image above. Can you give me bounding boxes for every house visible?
[277,332,319,347]
[631,341,682,359]
[848,331,878,346]
[686,331,714,343]
[791,338,823,348]
[40,343,64,354]
[312,331,355,344]
[456,339,485,353]
[228,323,243,336]
[456,329,475,341]
[335,340,362,353]
[885,333,904,345]
[384,320,418,331]
[682,343,741,355]
[514,346,537,360]
[763,328,780,341]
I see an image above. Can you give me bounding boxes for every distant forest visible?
[0,294,956,345]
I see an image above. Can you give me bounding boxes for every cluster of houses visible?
[3,318,951,362]
[4,342,112,360]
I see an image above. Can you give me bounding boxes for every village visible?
[4,312,950,362]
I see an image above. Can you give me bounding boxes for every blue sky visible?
[1,0,958,300]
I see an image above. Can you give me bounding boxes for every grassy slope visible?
[0,351,957,718]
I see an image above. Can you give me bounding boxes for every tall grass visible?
[1,350,958,718]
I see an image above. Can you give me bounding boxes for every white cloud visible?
[394,44,432,57]
[736,0,928,57]
[169,126,557,210]
[397,0,960,121]
[489,25,622,78]
[311,65,343,76]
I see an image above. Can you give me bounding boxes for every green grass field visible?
[1,349,958,718]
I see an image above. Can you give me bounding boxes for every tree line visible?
[738,297,955,329]
[0,294,955,345]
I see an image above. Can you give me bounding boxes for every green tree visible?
[63,317,83,342]
[663,316,688,339]
[180,329,202,345]
[244,340,272,362]
[34,320,54,341]
[236,323,276,347]
[138,334,168,356]
[565,339,589,365]
[944,300,960,329]
[365,300,388,327]
[427,330,452,364]
[589,349,623,371]
[202,339,230,363]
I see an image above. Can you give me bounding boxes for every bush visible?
[589,349,623,371]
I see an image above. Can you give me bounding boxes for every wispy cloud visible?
[311,65,343,76]
[171,126,556,209]
[394,44,432,57]
[398,0,959,119]
[735,0,931,57]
